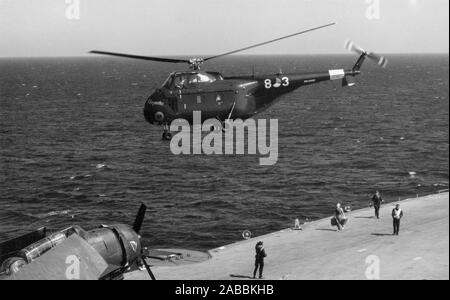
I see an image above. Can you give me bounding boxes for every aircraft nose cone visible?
[143,100,166,125]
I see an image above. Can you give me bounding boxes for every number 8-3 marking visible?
[265,77,290,89]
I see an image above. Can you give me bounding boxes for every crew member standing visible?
[392,204,404,236]
[253,241,267,279]
[335,203,346,231]
[372,191,383,219]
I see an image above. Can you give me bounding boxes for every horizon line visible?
[0,52,448,59]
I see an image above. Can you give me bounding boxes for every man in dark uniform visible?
[372,191,383,219]
[253,241,267,279]
[392,204,404,236]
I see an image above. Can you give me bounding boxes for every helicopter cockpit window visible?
[171,73,216,89]
[173,75,189,89]
[187,73,216,84]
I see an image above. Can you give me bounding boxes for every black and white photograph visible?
[0,0,448,287]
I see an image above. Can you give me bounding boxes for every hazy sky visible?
[0,0,448,57]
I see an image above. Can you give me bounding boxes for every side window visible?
[163,75,174,89]
[197,73,213,83]
[188,74,199,84]
[173,76,188,89]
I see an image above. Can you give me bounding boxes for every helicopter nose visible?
[154,111,165,122]
[143,99,166,125]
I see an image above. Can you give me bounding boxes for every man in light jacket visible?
[392,204,404,236]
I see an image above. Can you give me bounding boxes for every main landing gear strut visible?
[162,124,172,141]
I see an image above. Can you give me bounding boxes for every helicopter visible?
[90,23,388,140]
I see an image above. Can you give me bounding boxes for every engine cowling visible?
[84,224,141,268]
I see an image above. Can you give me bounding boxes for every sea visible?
[0,54,448,250]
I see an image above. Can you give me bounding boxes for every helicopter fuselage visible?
[143,68,359,126]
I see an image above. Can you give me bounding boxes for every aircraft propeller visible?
[132,203,156,280]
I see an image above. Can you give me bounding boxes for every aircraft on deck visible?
[0,204,156,280]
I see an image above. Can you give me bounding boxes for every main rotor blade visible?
[89,51,190,64]
[204,23,336,61]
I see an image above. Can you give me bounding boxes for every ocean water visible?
[0,55,448,250]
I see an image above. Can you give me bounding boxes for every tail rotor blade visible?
[133,204,147,234]
[345,40,366,55]
[367,52,389,68]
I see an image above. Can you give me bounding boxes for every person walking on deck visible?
[372,191,383,219]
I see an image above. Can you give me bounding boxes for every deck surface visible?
[127,192,449,280]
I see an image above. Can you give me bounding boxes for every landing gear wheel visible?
[222,120,232,133]
[162,131,173,141]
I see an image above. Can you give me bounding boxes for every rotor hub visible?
[189,58,205,70]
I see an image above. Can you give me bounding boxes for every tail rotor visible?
[346,40,388,69]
